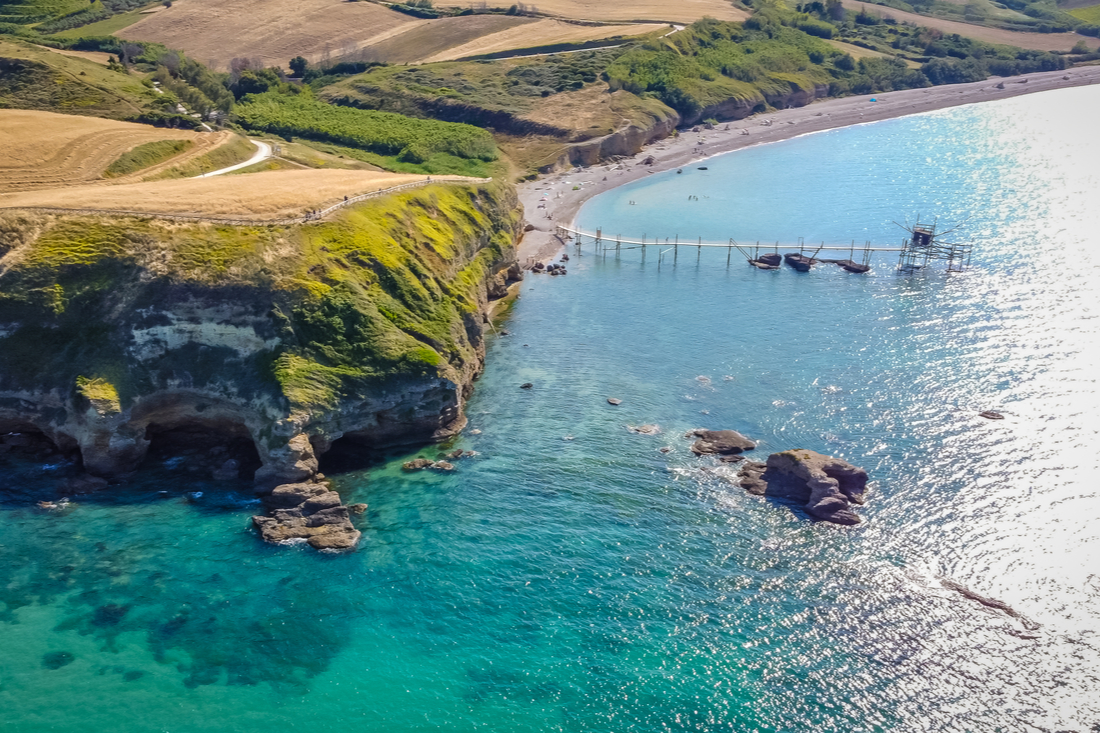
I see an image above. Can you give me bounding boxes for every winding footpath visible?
[190,139,272,178]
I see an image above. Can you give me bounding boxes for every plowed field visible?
[436,0,747,23]
[0,170,470,218]
[422,19,668,62]
[118,0,418,68]
[0,110,231,192]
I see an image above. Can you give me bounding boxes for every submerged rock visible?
[688,429,756,455]
[627,424,660,435]
[252,481,361,551]
[738,450,868,525]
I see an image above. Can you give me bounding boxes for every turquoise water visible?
[3,86,1100,731]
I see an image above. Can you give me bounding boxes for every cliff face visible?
[0,181,522,485]
[537,82,828,172]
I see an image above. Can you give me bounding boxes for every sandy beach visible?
[516,65,1100,263]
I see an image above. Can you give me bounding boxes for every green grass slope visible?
[0,180,520,418]
[0,37,152,117]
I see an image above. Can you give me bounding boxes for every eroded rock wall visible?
[0,181,522,485]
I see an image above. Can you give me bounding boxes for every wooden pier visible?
[553,224,971,273]
[555,226,904,269]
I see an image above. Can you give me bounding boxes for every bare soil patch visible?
[0,110,229,192]
[437,0,747,23]
[0,169,472,218]
[424,19,668,62]
[838,0,1100,51]
[118,0,418,68]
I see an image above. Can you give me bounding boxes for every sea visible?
[2,85,1099,732]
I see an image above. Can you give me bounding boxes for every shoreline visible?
[516,65,1100,263]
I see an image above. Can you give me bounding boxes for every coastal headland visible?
[517,65,1100,262]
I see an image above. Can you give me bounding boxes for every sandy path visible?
[516,66,1100,263]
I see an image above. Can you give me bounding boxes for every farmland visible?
[836,0,1100,51]
[0,109,230,191]
[434,0,748,23]
[0,169,455,218]
[117,0,418,68]
[352,15,537,64]
[420,19,668,62]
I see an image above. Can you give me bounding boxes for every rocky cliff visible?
[0,180,522,487]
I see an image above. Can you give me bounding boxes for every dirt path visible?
[190,140,273,178]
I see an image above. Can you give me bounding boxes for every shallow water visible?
[2,86,1099,732]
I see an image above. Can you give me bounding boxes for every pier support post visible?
[674,235,678,265]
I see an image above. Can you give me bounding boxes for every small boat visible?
[783,253,817,272]
[748,260,779,270]
[836,259,870,274]
[697,166,708,170]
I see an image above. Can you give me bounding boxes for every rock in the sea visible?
[431,460,455,471]
[627,424,660,435]
[688,429,756,455]
[62,474,109,494]
[211,459,240,481]
[348,503,368,515]
[402,458,434,471]
[738,450,868,525]
[252,481,361,551]
[520,382,534,389]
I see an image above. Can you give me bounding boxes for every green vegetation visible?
[0,37,153,118]
[102,138,192,177]
[47,6,147,37]
[75,375,121,413]
[830,0,1090,32]
[607,18,839,120]
[0,180,520,414]
[1069,4,1100,25]
[322,49,623,122]
[234,91,499,176]
[147,134,254,179]
[0,0,157,34]
[0,0,87,25]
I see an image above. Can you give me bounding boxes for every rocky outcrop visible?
[685,82,831,128]
[252,481,361,551]
[0,180,522,499]
[688,429,756,456]
[543,108,679,173]
[738,449,869,525]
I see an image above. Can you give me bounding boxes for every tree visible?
[289,56,308,77]
[120,43,143,66]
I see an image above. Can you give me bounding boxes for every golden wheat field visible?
[437,0,748,23]
[0,110,231,192]
[423,19,669,62]
[118,0,418,68]
[0,170,475,218]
